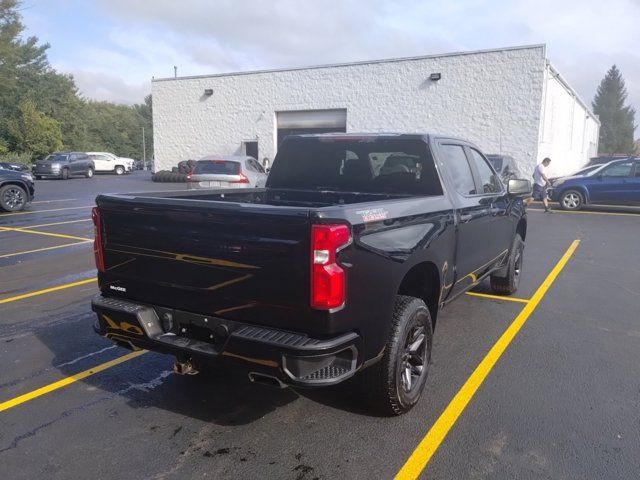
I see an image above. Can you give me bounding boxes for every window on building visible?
[468,148,502,193]
[441,144,476,195]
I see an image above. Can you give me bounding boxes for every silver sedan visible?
[187,155,268,189]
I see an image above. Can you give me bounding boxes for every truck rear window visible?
[267,137,443,195]
[194,160,240,175]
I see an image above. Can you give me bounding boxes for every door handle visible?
[460,213,473,223]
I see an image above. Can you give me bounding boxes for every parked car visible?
[585,154,629,167]
[91,133,531,415]
[548,165,602,186]
[86,152,135,175]
[486,154,519,182]
[187,155,267,189]
[0,168,35,211]
[133,159,152,170]
[33,152,95,180]
[548,158,640,210]
[0,161,30,172]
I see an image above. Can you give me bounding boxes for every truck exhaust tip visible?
[248,372,287,389]
[173,359,199,375]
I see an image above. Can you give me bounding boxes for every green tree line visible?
[0,0,152,163]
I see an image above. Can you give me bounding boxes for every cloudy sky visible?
[22,0,640,113]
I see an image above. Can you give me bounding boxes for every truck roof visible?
[285,132,471,144]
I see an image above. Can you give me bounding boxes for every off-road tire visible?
[85,167,94,178]
[490,234,524,295]
[361,295,433,416]
[114,165,125,175]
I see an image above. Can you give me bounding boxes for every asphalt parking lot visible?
[1,172,639,479]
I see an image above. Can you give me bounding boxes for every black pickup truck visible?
[92,133,531,415]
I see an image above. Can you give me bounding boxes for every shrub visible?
[0,152,33,166]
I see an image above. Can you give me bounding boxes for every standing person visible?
[531,157,553,212]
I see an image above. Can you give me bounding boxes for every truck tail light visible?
[310,224,350,310]
[92,207,105,272]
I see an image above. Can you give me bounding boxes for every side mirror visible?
[507,179,532,196]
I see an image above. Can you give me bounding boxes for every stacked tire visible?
[152,170,188,183]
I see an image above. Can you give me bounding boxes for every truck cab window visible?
[441,144,476,195]
[468,148,502,194]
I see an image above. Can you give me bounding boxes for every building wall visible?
[537,64,600,177]
[152,46,548,173]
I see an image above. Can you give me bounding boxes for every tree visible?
[1,1,151,160]
[134,94,153,159]
[8,99,63,160]
[0,0,51,147]
[592,65,636,154]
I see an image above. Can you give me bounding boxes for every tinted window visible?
[469,148,502,193]
[268,138,443,195]
[244,159,257,172]
[89,155,110,161]
[441,144,476,195]
[44,154,69,163]
[635,162,640,177]
[252,159,265,173]
[602,162,633,177]
[487,156,503,171]
[194,160,241,175]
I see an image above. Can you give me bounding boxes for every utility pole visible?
[142,126,147,171]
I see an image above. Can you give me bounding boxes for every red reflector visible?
[310,224,350,310]
[92,207,105,273]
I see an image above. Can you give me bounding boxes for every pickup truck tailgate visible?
[96,197,312,330]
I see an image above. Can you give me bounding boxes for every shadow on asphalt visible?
[32,315,383,425]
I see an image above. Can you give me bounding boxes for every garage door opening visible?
[277,109,347,146]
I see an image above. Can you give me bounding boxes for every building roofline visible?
[547,61,600,125]
[152,44,547,83]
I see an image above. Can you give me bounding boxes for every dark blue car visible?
[548,158,640,210]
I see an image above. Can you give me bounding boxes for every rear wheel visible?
[490,234,524,295]
[61,168,69,180]
[0,184,27,212]
[361,295,433,415]
[85,167,94,178]
[560,190,583,210]
[114,165,125,175]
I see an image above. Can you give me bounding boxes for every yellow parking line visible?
[0,241,92,259]
[395,239,580,479]
[0,278,96,304]
[0,350,147,413]
[12,218,92,229]
[465,292,530,304]
[0,205,93,217]
[0,226,90,241]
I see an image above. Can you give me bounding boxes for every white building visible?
[152,44,599,178]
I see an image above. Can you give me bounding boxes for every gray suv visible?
[33,152,95,180]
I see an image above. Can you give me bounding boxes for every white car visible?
[86,152,135,175]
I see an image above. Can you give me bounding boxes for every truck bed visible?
[95,187,433,337]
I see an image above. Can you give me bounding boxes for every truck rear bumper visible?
[92,294,361,387]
